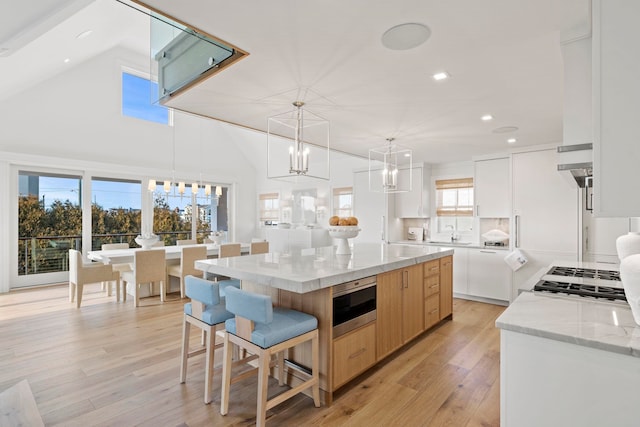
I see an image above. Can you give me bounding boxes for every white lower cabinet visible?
[467,248,511,302]
[451,247,468,295]
[501,330,640,427]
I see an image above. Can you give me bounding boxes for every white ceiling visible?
[1,0,590,164]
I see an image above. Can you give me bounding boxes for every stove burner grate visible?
[534,280,627,302]
[547,266,621,281]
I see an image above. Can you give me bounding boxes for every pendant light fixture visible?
[267,100,330,181]
[369,137,413,193]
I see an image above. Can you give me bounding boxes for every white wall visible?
[0,45,260,291]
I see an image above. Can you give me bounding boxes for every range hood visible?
[558,34,593,188]
[557,143,592,188]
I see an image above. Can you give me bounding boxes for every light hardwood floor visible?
[0,284,505,426]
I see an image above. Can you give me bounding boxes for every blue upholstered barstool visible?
[180,275,233,404]
[220,286,320,426]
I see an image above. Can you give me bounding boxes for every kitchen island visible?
[196,243,454,403]
[496,262,640,427]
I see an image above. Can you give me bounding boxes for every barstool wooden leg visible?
[180,315,190,384]
[256,348,271,427]
[204,324,216,404]
[277,351,285,386]
[312,332,320,407]
[220,332,233,416]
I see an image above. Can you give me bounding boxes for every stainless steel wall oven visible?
[332,276,377,338]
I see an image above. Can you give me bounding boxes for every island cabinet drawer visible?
[424,275,440,297]
[424,294,440,329]
[424,260,440,277]
[332,322,377,390]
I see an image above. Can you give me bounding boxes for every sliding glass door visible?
[17,170,82,286]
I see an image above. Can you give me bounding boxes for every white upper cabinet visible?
[474,157,510,218]
[593,0,640,217]
[395,165,431,218]
[353,170,387,242]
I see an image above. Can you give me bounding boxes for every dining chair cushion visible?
[218,278,240,298]
[184,300,233,325]
[224,286,272,323]
[185,275,220,306]
[184,276,233,325]
[224,286,318,348]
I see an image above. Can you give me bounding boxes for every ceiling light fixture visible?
[267,101,330,181]
[507,138,517,144]
[369,138,413,193]
[381,23,431,50]
[433,71,449,81]
[481,114,494,121]
[64,58,70,63]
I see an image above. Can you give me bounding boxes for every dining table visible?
[87,242,251,265]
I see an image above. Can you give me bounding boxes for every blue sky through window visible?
[122,72,169,124]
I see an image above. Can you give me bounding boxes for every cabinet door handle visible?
[403,270,409,289]
[349,348,366,359]
[476,205,479,216]
[480,250,496,254]
[515,215,520,248]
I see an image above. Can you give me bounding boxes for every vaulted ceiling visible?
[1,0,590,163]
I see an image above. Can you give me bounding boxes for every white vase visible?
[616,232,640,261]
[620,254,640,326]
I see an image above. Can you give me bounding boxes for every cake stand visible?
[135,234,159,249]
[328,226,361,255]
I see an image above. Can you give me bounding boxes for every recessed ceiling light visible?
[507,138,517,144]
[381,23,431,50]
[64,58,70,63]
[76,30,93,39]
[481,114,493,121]
[492,126,519,134]
[433,72,449,81]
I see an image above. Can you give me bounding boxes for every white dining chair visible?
[177,239,197,246]
[250,241,269,255]
[100,243,132,296]
[121,249,167,307]
[167,245,207,298]
[68,249,121,308]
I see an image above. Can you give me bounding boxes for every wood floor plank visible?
[0,284,505,426]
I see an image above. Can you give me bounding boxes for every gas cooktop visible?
[546,266,621,282]
[530,264,627,304]
[533,280,627,302]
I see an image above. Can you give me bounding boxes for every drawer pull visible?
[349,348,367,359]
[429,309,439,315]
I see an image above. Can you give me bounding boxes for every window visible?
[332,187,353,217]
[152,183,228,245]
[122,72,169,125]
[436,178,474,233]
[259,193,279,223]
[91,177,141,250]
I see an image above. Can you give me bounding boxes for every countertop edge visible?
[196,246,454,294]
[495,292,640,358]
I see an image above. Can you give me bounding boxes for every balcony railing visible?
[18,230,214,276]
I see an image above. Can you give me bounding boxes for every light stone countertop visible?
[195,242,454,294]
[393,240,510,251]
[496,291,640,358]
